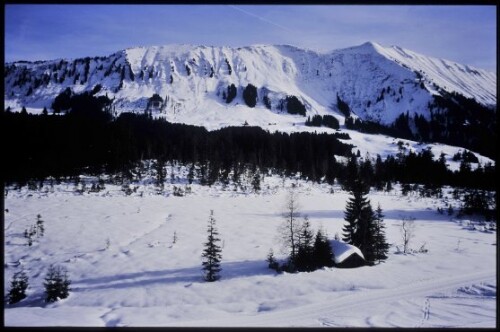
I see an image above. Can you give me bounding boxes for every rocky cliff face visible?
[4,42,496,126]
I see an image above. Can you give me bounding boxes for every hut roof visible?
[330,239,365,264]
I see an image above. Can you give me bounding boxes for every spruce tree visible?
[342,155,359,191]
[356,203,377,262]
[313,228,334,269]
[8,271,29,304]
[202,210,222,282]
[295,217,314,272]
[342,179,368,244]
[155,159,166,194]
[187,163,195,184]
[251,169,261,193]
[43,265,71,302]
[342,179,377,262]
[373,204,390,263]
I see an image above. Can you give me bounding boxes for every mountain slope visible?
[4,42,495,122]
[4,42,497,159]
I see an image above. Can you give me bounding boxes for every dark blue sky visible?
[5,4,496,71]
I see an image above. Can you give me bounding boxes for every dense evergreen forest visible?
[1,92,495,194]
[344,92,497,160]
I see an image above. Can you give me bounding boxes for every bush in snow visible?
[266,249,280,273]
[400,216,416,254]
[417,242,428,253]
[8,271,29,304]
[459,189,495,221]
[43,265,71,302]
[173,186,184,196]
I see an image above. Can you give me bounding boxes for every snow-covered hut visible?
[330,240,366,268]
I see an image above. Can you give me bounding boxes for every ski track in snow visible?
[168,270,494,327]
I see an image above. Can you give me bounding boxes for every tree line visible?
[2,92,495,192]
[345,92,497,160]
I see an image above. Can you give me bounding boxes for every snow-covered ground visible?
[4,177,496,327]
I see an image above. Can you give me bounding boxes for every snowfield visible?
[3,177,496,327]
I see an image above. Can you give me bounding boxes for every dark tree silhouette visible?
[294,217,315,272]
[243,84,258,108]
[8,271,29,304]
[202,210,222,282]
[313,228,335,269]
[373,204,390,263]
[342,179,377,261]
[43,265,71,302]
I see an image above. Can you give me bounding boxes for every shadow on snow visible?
[71,259,275,292]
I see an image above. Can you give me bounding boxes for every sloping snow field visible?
[3,176,496,327]
[5,42,496,125]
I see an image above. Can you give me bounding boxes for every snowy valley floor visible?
[3,179,496,327]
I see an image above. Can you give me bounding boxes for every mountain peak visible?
[4,41,496,126]
[336,41,386,55]
[360,41,382,48]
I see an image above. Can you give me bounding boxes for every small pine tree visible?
[187,163,195,184]
[251,170,261,193]
[44,265,71,302]
[155,159,166,194]
[8,271,29,304]
[36,214,45,237]
[294,217,315,272]
[25,225,36,246]
[201,211,222,282]
[266,249,280,272]
[313,228,335,269]
[373,204,389,263]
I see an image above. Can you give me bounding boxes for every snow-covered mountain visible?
[4,42,496,127]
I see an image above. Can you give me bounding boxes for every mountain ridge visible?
[4,42,496,127]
